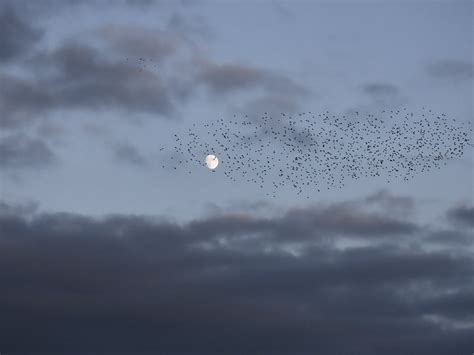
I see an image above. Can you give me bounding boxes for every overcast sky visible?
[0,0,473,354]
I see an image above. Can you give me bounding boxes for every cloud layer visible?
[0,133,57,169]
[0,5,309,131]
[1,193,473,354]
[0,5,42,62]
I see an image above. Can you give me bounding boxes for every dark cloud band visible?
[0,195,473,354]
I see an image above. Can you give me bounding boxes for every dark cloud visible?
[282,203,418,238]
[187,199,418,246]
[0,73,54,128]
[197,61,309,97]
[1,25,307,131]
[427,229,473,246]
[217,67,310,121]
[0,5,42,62]
[0,133,57,169]
[98,24,179,61]
[0,197,472,354]
[0,13,205,129]
[362,83,400,105]
[197,62,267,93]
[0,200,38,216]
[1,43,178,128]
[113,142,148,166]
[447,205,474,227]
[427,59,473,81]
[46,43,176,114]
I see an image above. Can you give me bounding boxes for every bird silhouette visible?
[160,108,473,198]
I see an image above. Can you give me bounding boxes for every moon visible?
[205,154,219,170]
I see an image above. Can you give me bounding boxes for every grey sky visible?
[0,1,473,353]
[0,0,471,220]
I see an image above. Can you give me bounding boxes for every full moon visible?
[205,154,219,170]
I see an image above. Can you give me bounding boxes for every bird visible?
[159,107,472,197]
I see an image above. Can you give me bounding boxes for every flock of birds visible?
[125,57,158,72]
[161,108,473,198]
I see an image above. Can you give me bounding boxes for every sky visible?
[0,0,473,354]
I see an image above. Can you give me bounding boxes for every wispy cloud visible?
[113,142,148,166]
[427,59,473,81]
[447,205,474,227]
[0,133,58,169]
[0,5,42,62]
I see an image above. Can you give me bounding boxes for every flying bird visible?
[160,108,473,198]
